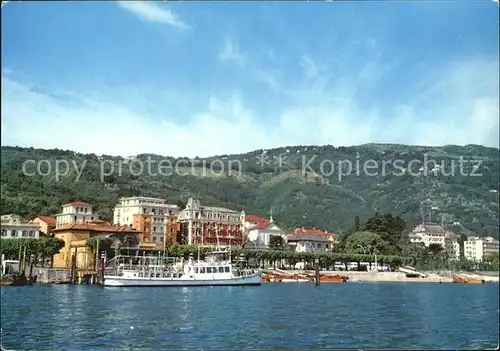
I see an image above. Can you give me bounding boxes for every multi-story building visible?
[286,234,332,253]
[113,196,179,246]
[56,201,96,228]
[408,223,460,259]
[177,198,245,247]
[244,216,286,249]
[289,228,339,247]
[29,216,56,236]
[1,214,40,239]
[165,214,180,245]
[463,236,500,262]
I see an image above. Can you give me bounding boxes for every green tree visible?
[400,242,428,268]
[362,213,406,253]
[427,243,444,255]
[0,237,64,268]
[483,252,500,270]
[345,231,387,255]
[269,235,285,250]
[119,234,140,248]
[354,216,360,232]
[85,237,115,260]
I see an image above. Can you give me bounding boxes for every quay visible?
[262,269,500,284]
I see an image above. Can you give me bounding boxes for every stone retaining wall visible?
[35,268,72,284]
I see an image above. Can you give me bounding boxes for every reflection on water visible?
[1,283,498,350]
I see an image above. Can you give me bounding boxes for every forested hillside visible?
[1,144,498,237]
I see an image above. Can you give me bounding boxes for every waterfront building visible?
[408,223,460,259]
[113,196,179,246]
[29,216,56,236]
[0,214,40,239]
[52,222,141,270]
[177,198,245,247]
[244,216,286,249]
[244,214,269,231]
[286,233,332,253]
[463,236,500,262]
[164,214,181,245]
[289,228,339,248]
[56,201,97,228]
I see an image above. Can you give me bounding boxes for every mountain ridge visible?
[1,144,498,238]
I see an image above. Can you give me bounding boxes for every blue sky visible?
[1,1,499,157]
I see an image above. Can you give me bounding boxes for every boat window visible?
[218,267,224,273]
[200,267,206,273]
[139,273,143,277]
[150,273,155,278]
[224,266,230,273]
[207,267,212,273]
[194,267,198,273]
[156,273,160,278]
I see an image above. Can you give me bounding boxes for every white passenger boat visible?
[103,250,262,287]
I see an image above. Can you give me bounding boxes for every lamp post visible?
[314,257,320,285]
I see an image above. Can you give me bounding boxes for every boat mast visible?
[216,223,220,250]
[197,221,201,262]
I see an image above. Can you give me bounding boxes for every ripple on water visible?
[0,283,498,350]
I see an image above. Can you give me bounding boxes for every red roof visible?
[250,220,272,230]
[36,216,56,225]
[64,201,91,206]
[289,228,334,237]
[245,215,268,223]
[53,223,140,233]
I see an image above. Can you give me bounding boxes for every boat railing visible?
[233,268,260,277]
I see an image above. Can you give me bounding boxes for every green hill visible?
[1,144,498,238]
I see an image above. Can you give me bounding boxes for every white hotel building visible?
[56,201,96,228]
[1,214,40,239]
[463,236,499,262]
[113,196,179,243]
[408,223,461,259]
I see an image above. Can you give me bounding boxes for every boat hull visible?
[0,274,30,286]
[103,273,262,287]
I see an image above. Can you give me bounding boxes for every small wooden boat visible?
[320,274,349,283]
[452,276,485,284]
[0,273,30,287]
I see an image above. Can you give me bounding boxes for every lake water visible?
[1,283,498,350]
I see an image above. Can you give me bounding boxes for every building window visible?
[0,229,6,237]
[153,236,157,242]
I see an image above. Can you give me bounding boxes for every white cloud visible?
[117,2,188,29]
[1,58,498,158]
[218,40,246,66]
[300,55,328,79]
